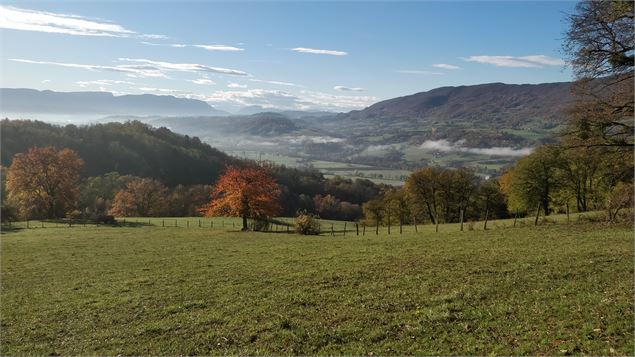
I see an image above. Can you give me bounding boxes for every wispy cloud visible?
[10,58,168,78]
[0,5,164,39]
[76,79,134,87]
[194,44,244,52]
[299,90,377,111]
[291,47,348,56]
[203,88,376,112]
[227,83,247,89]
[420,139,533,157]
[334,86,365,92]
[137,87,193,95]
[10,57,249,78]
[463,55,565,68]
[41,79,51,83]
[141,42,244,51]
[249,78,298,87]
[139,34,167,40]
[118,58,248,76]
[188,78,215,85]
[432,63,461,70]
[396,70,443,75]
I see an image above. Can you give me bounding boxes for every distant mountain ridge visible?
[0,88,228,116]
[340,81,573,129]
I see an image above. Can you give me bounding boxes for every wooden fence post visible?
[363,223,366,236]
[356,223,359,236]
[198,219,201,228]
[175,219,178,227]
[435,213,439,233]
[343,222,347,236]
[375,220,379,235]
[26,220,29,229]
[566,203,570,224]
[483,208,489,230]
[399,220,402,234]
[162,219,165,227]
[459,209,464,232]
[211,221,214,228]
[331,224,334,236]
[387,214,391,235]
[534,203,541,226]
[513,209,518,227]
[413,215,418,233]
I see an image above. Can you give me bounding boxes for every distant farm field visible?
[1,220,633,355]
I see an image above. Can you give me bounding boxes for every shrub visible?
[1,204,18,223]
[95,215,116,224]
[295,211,320,235]
[251,219,271,232]
[67,210,83,220]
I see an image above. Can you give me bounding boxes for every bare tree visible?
[563,1,634,148]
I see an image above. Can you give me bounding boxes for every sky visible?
[0,1,577,113]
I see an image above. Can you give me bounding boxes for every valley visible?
[1,81,571,184]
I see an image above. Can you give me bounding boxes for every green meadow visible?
[1,218,633,355]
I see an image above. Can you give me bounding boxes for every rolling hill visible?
[0,88,227,117]
[340,81,572,129]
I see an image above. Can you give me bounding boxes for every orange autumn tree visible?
[199,166,281,231]
[6,146,84,219]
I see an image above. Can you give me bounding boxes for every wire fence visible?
[0,211,598,236]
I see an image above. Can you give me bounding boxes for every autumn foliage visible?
[199,166,281,230]
[108,178,169,217]
[6,146,84,219]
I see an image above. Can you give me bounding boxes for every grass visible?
[1,219,633,355]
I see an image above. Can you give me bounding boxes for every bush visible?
[1,204,18,223]
[67,210,83,220]
[252,219,270,232]
[95,215,116,224]
[295,211,320,235]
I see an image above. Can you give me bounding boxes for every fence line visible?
[1,212,595,235]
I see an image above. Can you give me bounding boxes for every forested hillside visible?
[1,119,236,186]
[0,119,384,218]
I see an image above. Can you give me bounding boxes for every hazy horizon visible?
[1,2,575,113]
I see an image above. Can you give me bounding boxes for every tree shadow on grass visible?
[0,226,24,234]
[39,219,152,228]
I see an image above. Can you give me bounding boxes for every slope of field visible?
[1,222,632,355]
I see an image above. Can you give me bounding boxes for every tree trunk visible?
[483,208,489,230]
[242,215,248,231]
[426,202,436,224]
[413,215,418,233]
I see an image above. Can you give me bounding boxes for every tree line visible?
[0,145,382,222]
[362,167,506,228]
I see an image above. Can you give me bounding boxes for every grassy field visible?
[1,219,633,355]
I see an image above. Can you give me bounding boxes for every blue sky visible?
[1,1,576,113]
